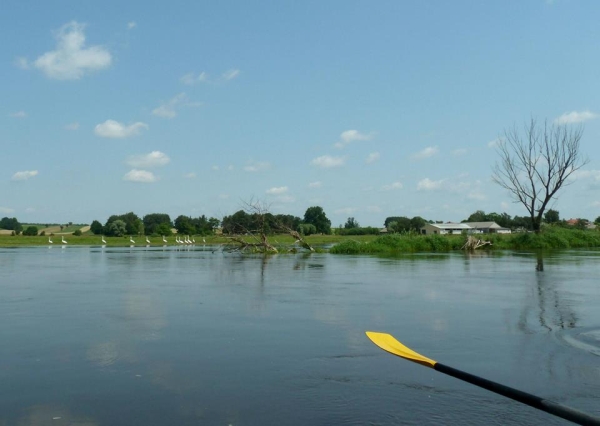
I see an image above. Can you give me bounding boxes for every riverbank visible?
[330,227,600,254]
[1,227,598,252]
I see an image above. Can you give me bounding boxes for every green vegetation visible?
[2,227,599,253]
[330,227,600,255]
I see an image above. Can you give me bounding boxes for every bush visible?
[73,229,82,236]
[22,226,39,236]
[40,231,46,236]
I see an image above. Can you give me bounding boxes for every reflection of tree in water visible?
[518,253,577,333]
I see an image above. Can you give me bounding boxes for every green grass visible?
[3,228,598,253]
[330,227,600,255]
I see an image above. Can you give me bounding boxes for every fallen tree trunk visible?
[461,235,493,251]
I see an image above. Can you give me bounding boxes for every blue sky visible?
[2,1,600,227]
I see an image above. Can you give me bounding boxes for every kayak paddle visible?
[366,331,600,426]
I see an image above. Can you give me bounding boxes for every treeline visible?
[90,212,220,237]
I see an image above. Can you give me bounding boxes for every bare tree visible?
[492,119,588,232]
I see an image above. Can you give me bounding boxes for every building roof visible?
[463,222,502,229]
[426,223,471,230]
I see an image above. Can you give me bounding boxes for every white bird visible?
[48,237,53,244]
[203,237,206,244]
[61,236,67,244]
[146,237,151,244]
[192,237,196,244]
[101,236,107,244]
[130,236,135,245]
[162,235,167,244]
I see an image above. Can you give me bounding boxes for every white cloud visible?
[227,165,234,171]
[310,155,345,168]
[25,207,35,213]
[33,21,111,80]
[487,138,503,148]
[266,186,288,195]
[123,169,157,183]
[412,146,439,159]
[366,152,380,164]
[14,57,29,69]
[572,169,600,181]
[94,120,148,138]
[417,178,445,191]
[501,201,510,210]
[152,93,200,119]
[127,21,137,29]
[452,148,467,156]
[334,207,357,215]
[222,69,240,80]
[211,165,220,171]
[335,129,373,148]
[127,151,170,168]
[185,172,196,179]
[341,129,372,143]
[308,181,322,188]
[180,72,209,85]
[9,111,27,118]
[0,207,15,214]
[65,122,79,130]
[366,205,381,213]
[11,170,38,181]
[555,110,598,125]
[244,161,271,172]
[381,181,403,191]
[219,194,229,199]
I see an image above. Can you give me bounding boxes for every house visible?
[420,221,511,235]
[420,222,471,235]
[463,222,511,234]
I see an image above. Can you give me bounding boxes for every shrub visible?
[22,226,38,236]
[73,229,82,236]
[40,231,46,236]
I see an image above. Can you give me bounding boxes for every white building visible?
[420,222,511,235]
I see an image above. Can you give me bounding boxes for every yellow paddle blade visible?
[366,331,437,368]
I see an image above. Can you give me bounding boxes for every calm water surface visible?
[1,246,599,425]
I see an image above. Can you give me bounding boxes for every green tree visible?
[90,220,104,235]
[387,217,411,233]
[384,216,404,228]
[297,223,317,236]
[143,213,172,235]
[492,119,588,232]
[465,210,488,222]
[22,226,38,236]
[156,223,173,236]
[105,212,143,235]
[595,216,600,225]
[174,215,196,235]
[344,217,359,229]
[410,216,426,231]
[106,220,127,237]
[303,206,331,234]
[544,209,560,224]
[0,217,23,233]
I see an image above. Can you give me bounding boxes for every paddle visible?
[366,331,600,426]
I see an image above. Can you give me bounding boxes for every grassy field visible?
[2,228,597,252]
[0,233,376,248]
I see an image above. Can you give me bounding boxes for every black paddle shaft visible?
[434,363,600,426]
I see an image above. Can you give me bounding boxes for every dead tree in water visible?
[223,199,314,253]
[461,235,492,251]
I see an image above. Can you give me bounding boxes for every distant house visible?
[463,222,511,234]
[420,221,511,235]
[420,222,471,235]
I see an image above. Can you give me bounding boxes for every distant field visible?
[1,224,91,235]
[0,233,373,247]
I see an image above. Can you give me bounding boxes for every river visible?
[1,246,599,425]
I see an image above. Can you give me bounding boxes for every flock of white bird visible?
[48,235,207,247]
